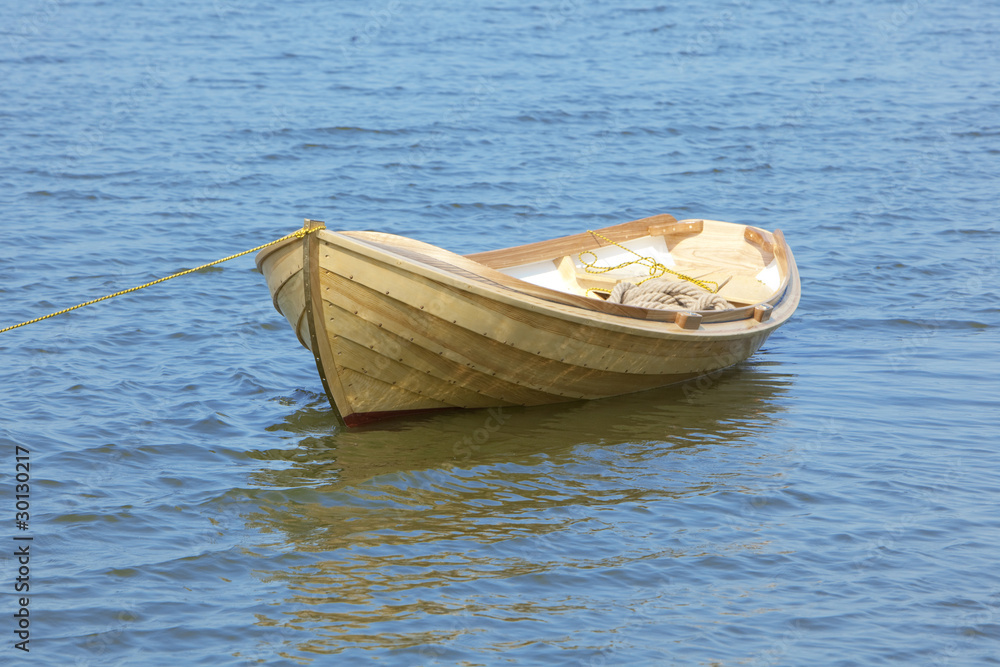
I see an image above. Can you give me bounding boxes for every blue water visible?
[2,0,999,664]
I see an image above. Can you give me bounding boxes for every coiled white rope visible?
[607,278,734,312]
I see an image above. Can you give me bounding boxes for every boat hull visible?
[256,215,799,426]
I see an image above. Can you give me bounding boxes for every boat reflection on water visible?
[252,360,793,488]
[234,361,794,662]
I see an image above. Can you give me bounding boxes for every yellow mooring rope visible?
[578,230,719,296]
[0,227,321,335]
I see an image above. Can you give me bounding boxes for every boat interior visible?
[471,218,782,309]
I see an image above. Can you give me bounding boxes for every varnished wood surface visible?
[302,227,349,427]
[257,213,800,425]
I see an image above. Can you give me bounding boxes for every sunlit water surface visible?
[2,0,999,664]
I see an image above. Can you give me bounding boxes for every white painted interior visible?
[755,260,781,290]
[500,260,569,292]
[499,235,675,294]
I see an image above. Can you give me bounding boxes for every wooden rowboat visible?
[256,213,799,427]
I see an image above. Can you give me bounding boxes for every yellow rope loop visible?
[579,230,719,294]
[0,226,321,335]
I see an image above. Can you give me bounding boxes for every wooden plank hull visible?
[256,215,800,426]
